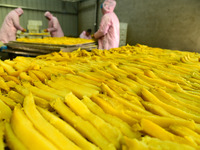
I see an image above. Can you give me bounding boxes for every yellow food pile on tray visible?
[17,37,95,45]
[28,33,50,35]
[0,44,200,150]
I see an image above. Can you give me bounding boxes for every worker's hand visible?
[91,34,95,39]
[21,29,27,32]
[43,29,48,32]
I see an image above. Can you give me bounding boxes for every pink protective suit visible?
[94,0,119,50]
[44,11,64,37]
[0,8,24,43]
[80,31,92,39]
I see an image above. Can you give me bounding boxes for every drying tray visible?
[4,41,97,56]
[10,41,96,47]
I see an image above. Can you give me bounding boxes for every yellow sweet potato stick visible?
[5,122,28,150]
[15,85,50,109]
[141,119,197,147]
[37,107,100,150]
[7,90,24,104]
[65,93,122,148]
[23,93,81,150]
[91,95,138,125]
[0,94,16,110]
[82,96,141,138]
[31,70,48,82]
[0,122,5,150]
[51,98,116,150]
[0,79,10,92]
[0,99,12,122]
[141,88,200,123]
[11,106,59,150]
[22,82,62,101]
[33,81,69,97]
[19,72,33,82]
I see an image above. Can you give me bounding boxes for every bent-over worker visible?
[0,8,26,43]
[44,11,64,37]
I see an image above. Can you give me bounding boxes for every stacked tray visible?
[3,41,97,56]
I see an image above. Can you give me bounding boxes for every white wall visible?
[78,0,97,36]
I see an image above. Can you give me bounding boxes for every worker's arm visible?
[12,15,24,31]
[47,18,58,32]
[94,15,111,39]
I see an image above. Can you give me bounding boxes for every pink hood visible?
[102,0,116,14]
[44,11,53,20]
[14,8,23,16]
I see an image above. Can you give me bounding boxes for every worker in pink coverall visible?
[80,29,92,39]
[0,8,26,43]
[94,0,119,50]
[44,11,64,37]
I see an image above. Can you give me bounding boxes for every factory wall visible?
[78,0,200,52]
[78,0,96,37]
[0,0,78,37]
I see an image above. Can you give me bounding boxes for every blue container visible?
[0,46,7,51]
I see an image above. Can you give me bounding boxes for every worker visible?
[0,8,26,43]
[80,29,92,39]
[94,0,119,50]
[44,11,64,37]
